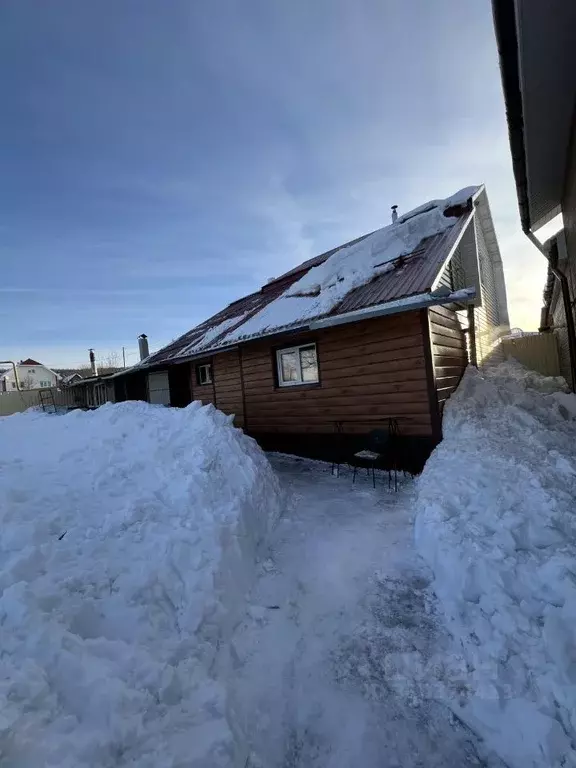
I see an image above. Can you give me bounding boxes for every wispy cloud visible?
[0,0,544,365]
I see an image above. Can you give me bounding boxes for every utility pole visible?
[122,347,126,368]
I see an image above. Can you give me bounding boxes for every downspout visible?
[0,361,21,391]
[525,230,576,390]
[466,306,478,368]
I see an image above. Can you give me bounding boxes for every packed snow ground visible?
[4,362,574,768]
[0,402,282,767]
[416,361,576,768]
[231,455,503,767]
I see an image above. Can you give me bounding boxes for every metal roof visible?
[335,223,466,314]
[142,206,472,368]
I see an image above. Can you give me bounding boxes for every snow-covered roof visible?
[141,185,481,367]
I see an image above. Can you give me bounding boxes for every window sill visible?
[276,382,321,391]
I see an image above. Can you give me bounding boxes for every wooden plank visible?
[429,311,461,326]
[319,333,424,364]
[321,367,427,387]
[434,365,466,379]
[243,379,429,399]
[433,344,467,359]
[435,375,462,390]
[242,375,274,388]
[430,325,465,342]
[433,354,467,368]
[429,304,460,322]
[319,320,421,350]
[214,380,242,391]
[322,354,426,379]
[246,394,430,414]
[245,401,431,418]
[431,336,466,352]
[320,346,425,373]
[240,359,272,373]
[247,419,432,435]
[437,386,458,402]
[317,311,421,341]
[245,380,429,404]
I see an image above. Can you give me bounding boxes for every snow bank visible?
[415,361,576,768]
[218,185,479,343]
[0,402,282,767]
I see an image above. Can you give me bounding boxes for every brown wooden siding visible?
[428,305,467,408]
[189,357,217,408]
[213,350,245,427]
[236,311,432,437]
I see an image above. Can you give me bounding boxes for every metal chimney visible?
[89,348,98,376]
[391,205,398,223]
[138,334,149,361]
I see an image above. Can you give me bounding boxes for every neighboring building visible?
[492,0,576,389]
[0,359,59,391]
[94,184,509,468]
[53,368,86,385]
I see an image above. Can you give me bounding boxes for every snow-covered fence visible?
[501,332,561,378]
[0,388,51,416]
[0,388,71,416]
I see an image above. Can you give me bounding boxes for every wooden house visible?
[109,185,509,468]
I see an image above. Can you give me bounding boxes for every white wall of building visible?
[1,364,59,391]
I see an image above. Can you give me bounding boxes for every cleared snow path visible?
[230,455,503,768]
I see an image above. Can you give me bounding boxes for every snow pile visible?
[219,185,479,343]
[415,361,576,768]
[0,402,283,767]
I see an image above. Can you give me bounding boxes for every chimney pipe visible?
[138,334,149,361]
[391,205,398,223]
[89,348,98,376]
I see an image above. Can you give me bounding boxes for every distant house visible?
[73,185,509,466]
[53,369,86,386]
[0,359,59,392]
[492,0,576,389]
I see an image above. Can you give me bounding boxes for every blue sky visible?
[0,0,547,367]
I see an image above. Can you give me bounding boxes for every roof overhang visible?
[308,288,476,330]
[492,0,576,232]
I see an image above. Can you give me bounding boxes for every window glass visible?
[197,364,212,385]
[300,346,319,382]
[280,351,299,382]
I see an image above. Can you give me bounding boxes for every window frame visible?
[196,363,213,386]
[275,342,320,388]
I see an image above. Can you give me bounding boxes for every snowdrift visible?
[0,402,283,767]
[415,361,576,768]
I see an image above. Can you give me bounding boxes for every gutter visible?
[308,287,476,330]
[492,0,531,232]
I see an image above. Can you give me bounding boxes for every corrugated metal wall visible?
[501,333,561,377]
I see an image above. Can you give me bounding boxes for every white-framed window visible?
[196,363,212,386]
[276,343,319,387]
